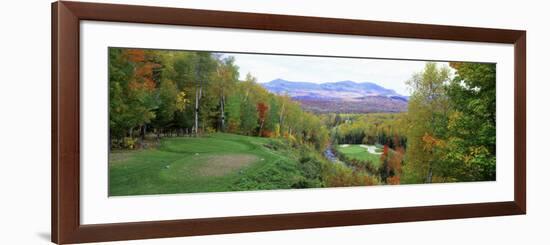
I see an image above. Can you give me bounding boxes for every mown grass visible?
[336,144,382,167]
[109,133,324,196]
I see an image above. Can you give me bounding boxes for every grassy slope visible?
[109,133,309,196]
[336,145,382,167]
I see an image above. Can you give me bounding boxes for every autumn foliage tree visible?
[444,62,496,181]
[109,48,159,144]
[257,102,269,136]
[402,62,496,183]
[402,62,450,184]
[379,145,390,182]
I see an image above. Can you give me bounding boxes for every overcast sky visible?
[221,52,451,96]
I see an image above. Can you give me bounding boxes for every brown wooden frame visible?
[52,1,526,244]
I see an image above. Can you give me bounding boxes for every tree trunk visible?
[244,89,249,102]
[279,103,285,126]
[140,124,146,141]
[193,58,203,137]
[194,88,199,136]
[426,165,433,183]
[220,93,225,132]
[258,119,265,137]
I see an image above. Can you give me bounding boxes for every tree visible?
[379,145,390,182]
[237,73,273,136]
[152,79,178,136]
[240,98,258,135]
[387,145,404,185]
[191,52,217,135]
[403,62,451,184]
[264,95,281,136]
[108,48,336,157]
[108,48,158,143]
[212,56,239,131]
[225,95,241,133]
[109,48,133,140]
[444,62,496,181]
[170,53,195,134]
[257,102,269,136]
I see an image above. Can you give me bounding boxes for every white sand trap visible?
[360,144,382,155]
[340,144,350,148]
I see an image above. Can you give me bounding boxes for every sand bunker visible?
[195,154,258,177]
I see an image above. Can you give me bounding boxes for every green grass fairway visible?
[336,144,382,167]
[109,133,309,196]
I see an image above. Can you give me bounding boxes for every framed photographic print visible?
[52,1,526,244]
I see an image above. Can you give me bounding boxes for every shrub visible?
[122,137,136,149]
[261,130,273,138]
[264,139,290,152]
[205,127,216,134]
[232,159,302,190]
[322,163,377,187]
[298,156,322,179]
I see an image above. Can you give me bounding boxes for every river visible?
[323,147,345,165]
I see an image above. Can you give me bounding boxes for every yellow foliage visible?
[175,91,188,112]
[274,124,281,138]
[422,133,446,151]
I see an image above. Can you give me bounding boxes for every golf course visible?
[109,133,328,196]
[336,144,383,168]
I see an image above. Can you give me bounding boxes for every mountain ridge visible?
[261,78,408,113]
[262,78,407,99]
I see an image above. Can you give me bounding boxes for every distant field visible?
[336,144,382,167]
[109,133,310,196]
[295,96,407,113]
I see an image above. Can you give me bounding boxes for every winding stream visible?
[323,146,345,165]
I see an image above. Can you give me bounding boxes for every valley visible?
[262,79,408,113]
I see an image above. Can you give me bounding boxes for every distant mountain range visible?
[262,79,408,113]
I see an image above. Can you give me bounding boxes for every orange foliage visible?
[449,61,463,70]
[380,144,389,164]
[124,49,159,92]
[389,147,404,174]
[261,130,273,138]
[387,175,400,185]
[257,102,268,121]
[381,139,404,185]
[125,49,146,62]
[422,133,445,151]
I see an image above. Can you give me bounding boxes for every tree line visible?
[109,48,329,150]
[325,113,407,148]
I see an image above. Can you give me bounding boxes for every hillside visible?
[262,79,408,113]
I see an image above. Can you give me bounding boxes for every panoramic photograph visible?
[108,47,496,196]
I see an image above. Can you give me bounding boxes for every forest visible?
[108,48,496,196]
